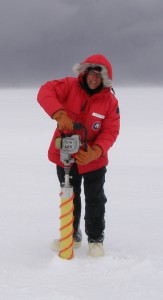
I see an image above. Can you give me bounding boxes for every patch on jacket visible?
[92,112,105,119]
[116,107,120,114]
[92,121,101,131]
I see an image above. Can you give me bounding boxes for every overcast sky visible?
[0,0,163,87]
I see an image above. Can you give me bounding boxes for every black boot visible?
[73,227,82,242]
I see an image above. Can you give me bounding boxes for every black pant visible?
[57,164,107,243]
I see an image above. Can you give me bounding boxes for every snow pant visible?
[56,163,107,243]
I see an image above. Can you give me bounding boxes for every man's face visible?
[86,70,102,89]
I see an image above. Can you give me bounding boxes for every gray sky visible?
[0,0,163,87]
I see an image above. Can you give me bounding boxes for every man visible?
[37,54,120,257]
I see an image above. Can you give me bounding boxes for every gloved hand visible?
[53,110,74,131]
[75,145,102,165]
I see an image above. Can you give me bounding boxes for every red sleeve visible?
[94,95,120,154]
[37,78,71,118]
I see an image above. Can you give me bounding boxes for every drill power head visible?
[55,134,81,164]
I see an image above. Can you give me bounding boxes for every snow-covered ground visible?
[0,87,163,300]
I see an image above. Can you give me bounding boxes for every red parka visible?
[37,54,120,174]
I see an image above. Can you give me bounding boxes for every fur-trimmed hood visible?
[72,54,113,88]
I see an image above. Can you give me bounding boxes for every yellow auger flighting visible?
[55,123,88,259]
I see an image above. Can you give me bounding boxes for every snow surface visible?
[0,87,163,300]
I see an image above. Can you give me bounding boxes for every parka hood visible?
[72,54,113,88]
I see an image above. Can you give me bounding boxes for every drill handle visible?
[73,122,88,151]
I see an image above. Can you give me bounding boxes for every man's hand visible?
[75,145,102,165]
[53,110,74,131]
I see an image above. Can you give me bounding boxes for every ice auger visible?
[55,123,88,259]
